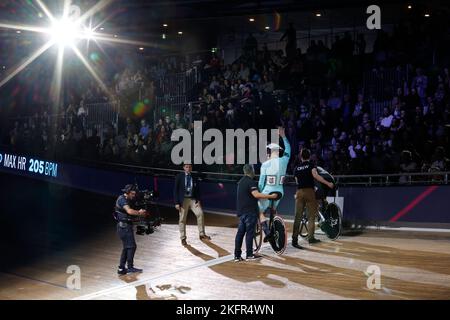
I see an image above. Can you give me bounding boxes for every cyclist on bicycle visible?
[292,149,334,248]
[258,127,291,242]
[314,166,337,212]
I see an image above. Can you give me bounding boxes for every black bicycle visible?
[299,200,342,240]
[254,192,287,255]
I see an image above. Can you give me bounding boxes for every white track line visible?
[73,242,277,300]
[365,226,450,233]
[156,204,450,233]
[191,209,450,233]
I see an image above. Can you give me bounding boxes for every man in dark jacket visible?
[234,164,278,261]
[174,162,211,246]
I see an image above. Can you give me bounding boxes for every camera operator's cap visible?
[267,143,283,151]
[122,184,138,193]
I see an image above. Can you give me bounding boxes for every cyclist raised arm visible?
[280,127,291,160]
[258,127,291,242]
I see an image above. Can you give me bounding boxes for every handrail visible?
[1,139,448,186]
[76,158,450,186]
[335,172,450,178]
[8,100,119,121]
[2,141,448,186]
[92,160,450,179]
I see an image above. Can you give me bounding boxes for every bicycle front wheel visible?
[320,202,342,240]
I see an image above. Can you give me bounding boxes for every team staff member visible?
[234,165,278,261]
[174,162,210,246]
[292,149,334,248]
[115,184,148,275]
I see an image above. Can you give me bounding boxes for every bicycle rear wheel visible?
[269,216,287,255]
[253,219,263,254]
[320,202,342,240]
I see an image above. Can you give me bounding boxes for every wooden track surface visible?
[1,211,450,300]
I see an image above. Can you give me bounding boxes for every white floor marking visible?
[73,242,280,300]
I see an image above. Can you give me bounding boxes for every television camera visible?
[133,188,163,235]
[113,184,163,236]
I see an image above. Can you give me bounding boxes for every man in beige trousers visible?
[292,149,334,248]
[174,163,211,246]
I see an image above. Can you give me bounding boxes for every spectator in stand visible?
[280,23,297,61]
[330,127,340,151]
[380,107,394,128]
[174,112,186,129]
[352,94,368,125]
[412,68,428,104]
[261,75,274,94]
[327,91,342,112]
[139,119,150,139]
[126,117,137,136]
[238,63,250,81]
[430,146,449,172]
[399,150,417,184]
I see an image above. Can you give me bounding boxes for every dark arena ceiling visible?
[0,0,449,64]
[2,1,450,37]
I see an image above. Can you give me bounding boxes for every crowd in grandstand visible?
[2,15,449,178]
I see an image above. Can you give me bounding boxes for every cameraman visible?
[115,184,147,275]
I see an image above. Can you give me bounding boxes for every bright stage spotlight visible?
[83,27,95,40]
[50,18,80,46]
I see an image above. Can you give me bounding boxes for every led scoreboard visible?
[0,152,58,178]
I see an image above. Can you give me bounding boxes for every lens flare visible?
[90,52,101,62]
[133,100,151,117]
[0,0,157,98]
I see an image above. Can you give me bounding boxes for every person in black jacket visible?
[234,164,278,262]
[174,162,210,246]
[292,149,334,248]
[114,184,148,275]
